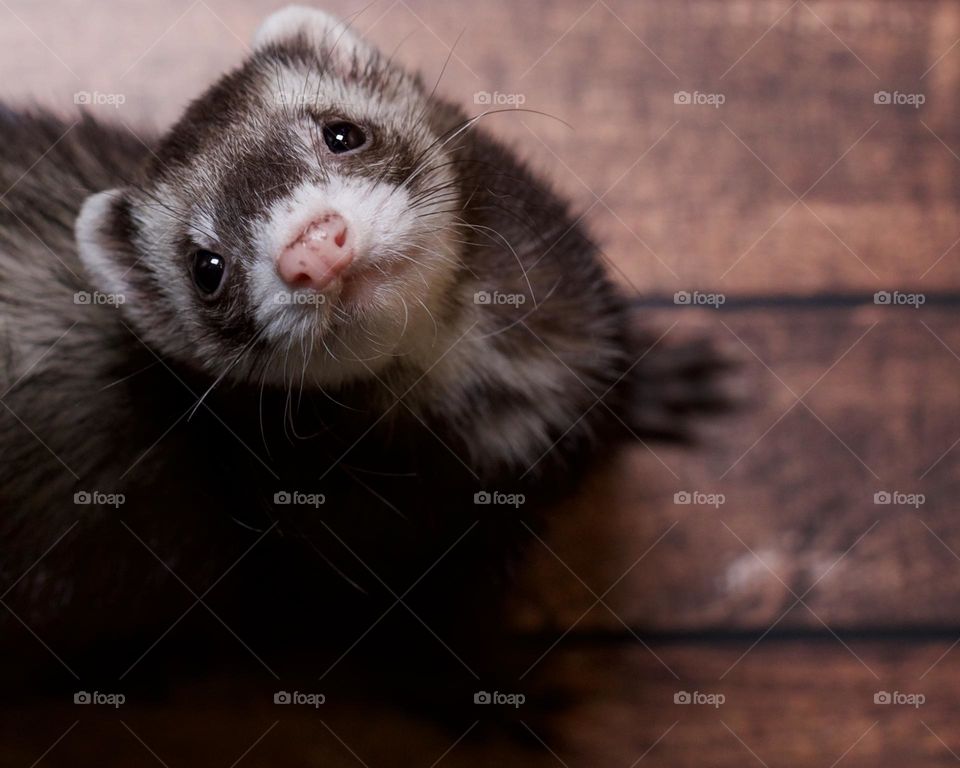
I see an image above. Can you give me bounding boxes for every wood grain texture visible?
[511,305,960,633]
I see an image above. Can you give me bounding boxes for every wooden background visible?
[3,0,960,765]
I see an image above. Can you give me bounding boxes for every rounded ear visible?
[75,188,140,302]
[253,6,368,57]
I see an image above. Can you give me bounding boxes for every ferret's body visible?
[0,8,727,677]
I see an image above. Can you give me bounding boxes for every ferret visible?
[0,7,731,679]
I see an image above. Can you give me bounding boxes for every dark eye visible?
[192,249,226,296]
[322,121,367,154]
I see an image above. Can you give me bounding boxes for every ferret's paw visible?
[623,330,748,444]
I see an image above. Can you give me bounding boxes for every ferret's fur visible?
[0,8,730,675]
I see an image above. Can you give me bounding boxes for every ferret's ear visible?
[253,6,368,56]
[75,188,141,302]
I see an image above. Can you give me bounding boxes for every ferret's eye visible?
[192,249,226,296]
[322,122,366,154]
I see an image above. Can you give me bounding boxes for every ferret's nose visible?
[276,212,353,291]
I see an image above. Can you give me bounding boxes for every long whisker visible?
[188,324,269,421]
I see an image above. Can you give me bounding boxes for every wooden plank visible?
[4,641,958,767]
[0,0,958,293]
[509,305,960,632]
[531,641,960,767]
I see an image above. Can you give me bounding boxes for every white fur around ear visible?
[75,188,135,300]
[253,6,366,56]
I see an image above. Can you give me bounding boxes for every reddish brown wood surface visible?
[512,305,960,633]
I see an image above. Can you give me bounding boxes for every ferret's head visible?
[77,6,471,389]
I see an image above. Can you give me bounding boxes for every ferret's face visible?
[77,7,470,389]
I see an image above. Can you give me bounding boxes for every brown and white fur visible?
[0,7,731,683]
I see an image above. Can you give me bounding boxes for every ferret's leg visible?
[619,328,745,443]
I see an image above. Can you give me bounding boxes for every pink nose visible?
[276,212,353,291]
